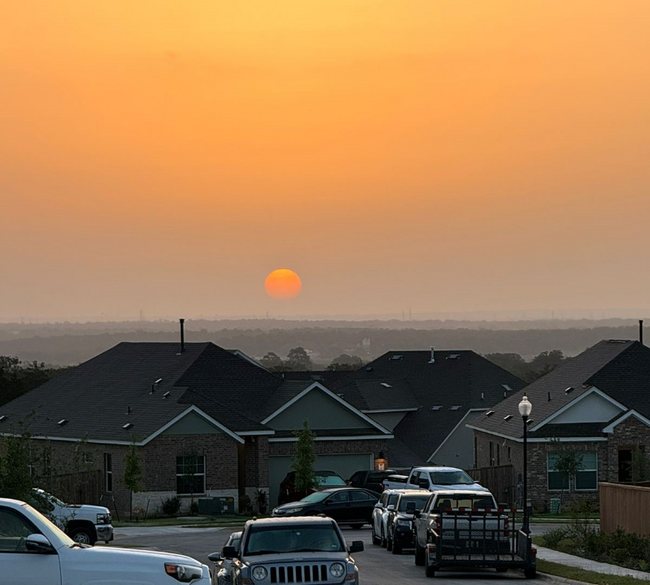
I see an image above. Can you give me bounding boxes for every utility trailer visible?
[422,507,536,578]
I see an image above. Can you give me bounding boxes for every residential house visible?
[0,341,391,513]
[333,349,527,470]
[469,340,650,510]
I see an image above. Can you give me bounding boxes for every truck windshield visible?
[429,470,474,485]
[245,524,345,555]
[435,495,496,509]
[398,495,429,511]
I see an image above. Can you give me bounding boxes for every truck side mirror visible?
[208,552,222,563]
[25,534,56,555]
[221,545,238,559]
[386,504,395,511]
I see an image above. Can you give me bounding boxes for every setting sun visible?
[265,269,302,300]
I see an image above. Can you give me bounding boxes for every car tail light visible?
[532,547,537,555]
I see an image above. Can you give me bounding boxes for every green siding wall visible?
[269,390,373,431]
[162,411,223,435]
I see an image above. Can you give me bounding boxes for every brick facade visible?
[474,417,650,511]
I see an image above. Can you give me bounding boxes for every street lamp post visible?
[518,394,533,535]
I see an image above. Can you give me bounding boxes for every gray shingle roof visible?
[469,340,649,439]
[0,342,280,442]
[333,350,526,464]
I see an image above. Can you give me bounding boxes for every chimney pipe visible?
[640,320,644,345]
[179,318,185,353]
[429,346,435,364]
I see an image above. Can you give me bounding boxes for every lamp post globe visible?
[518,394,532,418]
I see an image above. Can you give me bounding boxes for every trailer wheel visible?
[415,541,425,566]
[524,567,537,579]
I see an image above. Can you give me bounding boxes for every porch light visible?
[374,451,388,471]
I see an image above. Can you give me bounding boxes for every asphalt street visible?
[111,524,567,585]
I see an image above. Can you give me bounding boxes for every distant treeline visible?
[0,357,70,407]
[0,323,643,366]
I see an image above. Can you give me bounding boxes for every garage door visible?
[269,453,373,508]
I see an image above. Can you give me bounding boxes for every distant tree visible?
[528,350,567,379]
[286,347,313,371]
[260,352,286,371]
[484,353,529,380]
[327,354,363,371]
[291,421,318,493]
[123,440,143,521]
[0,356,69,407]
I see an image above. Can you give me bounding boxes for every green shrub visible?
[161,496,181,517]
[610,549,631,564]
[556,538,578,554]
[543,527,574,548]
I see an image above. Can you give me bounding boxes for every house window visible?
[576,452,598,491]
[508,446,512,461]
[473,436,478,468]
[104,453,113,493]
[176,455,206,495]
[489,442,494,466]
[83,453,93,465]
[496,444,501,466]
[547,453,570,491]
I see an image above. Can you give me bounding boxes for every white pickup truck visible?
[31,488,113,545]
[0,497,212,585]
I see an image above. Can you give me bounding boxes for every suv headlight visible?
[252,566,268,581]
[330,563,345,578]
[96,513,110,524]
[164,563,204,582]
[397,519,411,527]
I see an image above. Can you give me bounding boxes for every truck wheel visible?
[496,567,508,573]
[381,528,387,548]
[415,541,425,566]
[70,527,95,545]
[425,563,436,578]
[371,527,381,546]
[350,524,363,530]
[392,540,402,555]
[524,567,537,579]
[386,535,393,551]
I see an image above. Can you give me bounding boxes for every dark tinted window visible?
[387,493,399,506]
[350,490,374,502]
[398,495,429,511]
[328,491,350,503]
[0,508,39,553]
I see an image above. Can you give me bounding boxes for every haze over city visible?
[2,1,649,322]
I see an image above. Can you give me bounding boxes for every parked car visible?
[272,487,379,527]
[348,469,402,492]
[30,487,113,545]
[371,489,406,547]
[213,516,364,585]
[0,497,211,585]
[405,466,488,492]
[277,470,347,505]
[382,474,408,490]
[209,530,241,585]
[384,490,430,554]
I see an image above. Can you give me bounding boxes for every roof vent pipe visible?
[640,320,644,345]
[179,318,185,353]
[429,346,435,364]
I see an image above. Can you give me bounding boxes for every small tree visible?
[123,440,142,521]
[291,421,318,494]
[552,450,584,506]
[0,431,33,501]
[286,348,313,371]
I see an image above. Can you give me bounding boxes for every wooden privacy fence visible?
[466,465,515,505]
[600,482,650,536]
[45,470,103,506]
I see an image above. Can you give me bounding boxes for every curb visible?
[538,572,592,585]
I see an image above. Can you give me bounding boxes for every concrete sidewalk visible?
[537,545,650,581]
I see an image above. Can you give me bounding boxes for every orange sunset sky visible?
[1,1,649,321]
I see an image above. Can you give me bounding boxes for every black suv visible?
[385,490,430,554]
[348,470,401,493]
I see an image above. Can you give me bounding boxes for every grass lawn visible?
[537,559,649,585]
[113,515,255,528]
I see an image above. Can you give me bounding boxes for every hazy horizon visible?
[2,1,650,321]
